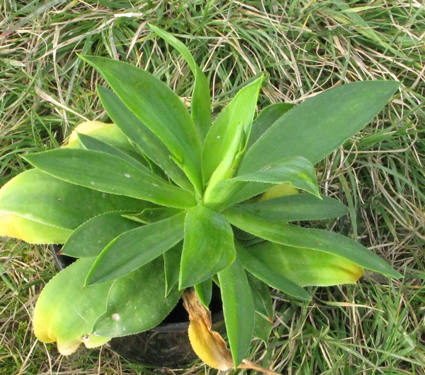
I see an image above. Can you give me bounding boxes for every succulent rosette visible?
[0,25,401,368]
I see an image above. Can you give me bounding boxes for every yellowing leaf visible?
[34,258,112,355]
[182,289,280,375]
[64,121,132,150]
[0,211,71,244]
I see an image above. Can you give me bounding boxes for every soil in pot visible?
[50,245,224,368]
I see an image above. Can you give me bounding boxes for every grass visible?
[1,0,425,374]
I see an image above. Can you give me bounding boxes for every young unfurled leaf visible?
[86,213,185,286]
[180,204,235,289]
[24,149,196,209]
[81,55,203,194]
[202,75,263,186]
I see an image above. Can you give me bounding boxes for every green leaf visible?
[62,212,141,258]
[240,81,400,174]
[24,149,196,209]
[123,207,183,224]
[180,205,235,289]
[164,242,183,296]
[77,132,148,170]
[86,213,185,285]
[233,194,349,223]
[93,256,182,337]
[149,25,211,142]
[33,258,112,354]
[226,207,401,279]
[195,278,213,308]
[248,274,273,319]
[0,169,150,241]
[247,241,364,286]
[97,86,193,191]
[218,256,255,367]
[253,312,273,344]
[81,55,203,194]
[202,75,263,185]
[248,103,294,149]
[236,241,311,301]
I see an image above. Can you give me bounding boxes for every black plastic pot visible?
[50,245,224,368]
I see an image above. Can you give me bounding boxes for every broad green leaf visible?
[86,213,185,285]
[24,149,196,209]
[93,257,182,337]
[233,194,349,223]
[248,103,294,149]
[164,242,183,296]
[248,241,364,286]
[202,75,263,185]
[180,205,235,289]
[62,212,141,258]
[195,278,213,308]
[149,24,211,142]
[81,55,203,194]
[240,81,400,174]
[97,85,193,191]
[33,258,112,355]
[77,132,149,170]
[124,207,183,224]
[218,256,255,367]
[205,156,319,210]
[236,241,311,301]
[226,207,401,279]
[0,169,150,240]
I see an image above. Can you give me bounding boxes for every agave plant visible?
[0,26,401,369]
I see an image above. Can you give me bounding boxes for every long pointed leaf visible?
[97,85,193,191]
[248,102,294,149]
[248,241,364,286]
[240,81,400,174]
[149,25,211,142]
[86,213,185,285]
[24,149,196,209]
[180,204,235,289]
[81,55,203,193]
[234,194,349,223]
[225,207,401,279]
[237,242,311,301]
[218,256,255,367]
